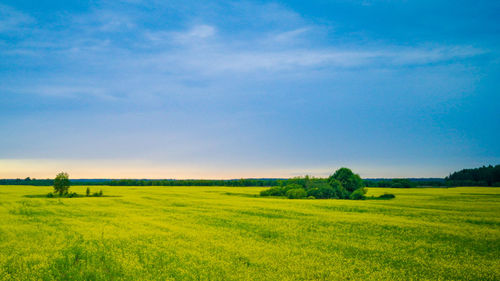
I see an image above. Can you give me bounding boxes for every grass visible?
[0,185,499,280]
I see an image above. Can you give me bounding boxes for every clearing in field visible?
[0,186,499,280]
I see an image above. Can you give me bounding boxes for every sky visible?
[1,0,499,179]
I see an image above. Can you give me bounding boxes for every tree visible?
[349,188,366,200]
[328,167,366,199]
[330,167,364,192]
[328,179,349,199]
[54,172,70,195]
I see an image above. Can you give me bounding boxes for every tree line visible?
[1,164,498,187]
[445,165,500,187]
[0,177,451,187]
[364,178,445,188]
[0,178,284,187]
[364,165,500,187]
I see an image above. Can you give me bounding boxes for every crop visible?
[0,185,499,280]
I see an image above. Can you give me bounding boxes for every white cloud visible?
[170,24,216,44]
[134,44,483,76]
[135,23,484,75]
[3,44,482,104]
[272,27,310,42]
[144,25,216,46]
[186,25,215,38]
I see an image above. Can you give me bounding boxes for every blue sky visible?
[1,0,499,178]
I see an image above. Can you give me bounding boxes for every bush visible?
[328,179,347,199]
[47,192,54,198]
[349,188,366,200]
[378,193,395,199]
[260,168,367,200]
[98,190,103,197]
[282,184,303,193]
[286,188,307,199]
[86,187,90,197]
[260,187,284,196]
[67,192,78,198]
[307,196,315,199]
[327,186,342,199]
[260,184,303,197]
[307,188,321,198]
[305,182,340,199]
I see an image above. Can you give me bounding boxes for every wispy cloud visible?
[2,13,485,101]
[0,4,34,32]
[272,27,310,42]
[148,45,484,74]
[146,24,216,46]
[0,4,490,111]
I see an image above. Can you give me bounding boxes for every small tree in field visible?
[54,172,70,196]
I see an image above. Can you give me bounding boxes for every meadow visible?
[0,185,499,280]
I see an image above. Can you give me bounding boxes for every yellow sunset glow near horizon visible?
[0,159,452,179]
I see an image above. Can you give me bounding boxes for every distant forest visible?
[445,165,500,187]
[1,165,498,187]
[0,178,282,187]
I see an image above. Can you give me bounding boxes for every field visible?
[0,185,499,280]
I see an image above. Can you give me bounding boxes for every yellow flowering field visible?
[0,185,499,280]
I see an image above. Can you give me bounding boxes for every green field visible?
[0,185,499,280]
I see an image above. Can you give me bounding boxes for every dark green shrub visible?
[47,192,54,198]
[67,192,78,198]
[261,184,303,197]
[286,188,307,199]
[98,190,103,197]
[323,186,340,199]
[260,187,284,196]
[306,186,337,199]
[307,181,330,189]
[307,196,315,199]
[260,189,270,196]
[329,179,348,199]
[86,187,90,197]
[378,193,395,199]
[349,188,366,200]
[282,184,303,193]
[307,188,321,198]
